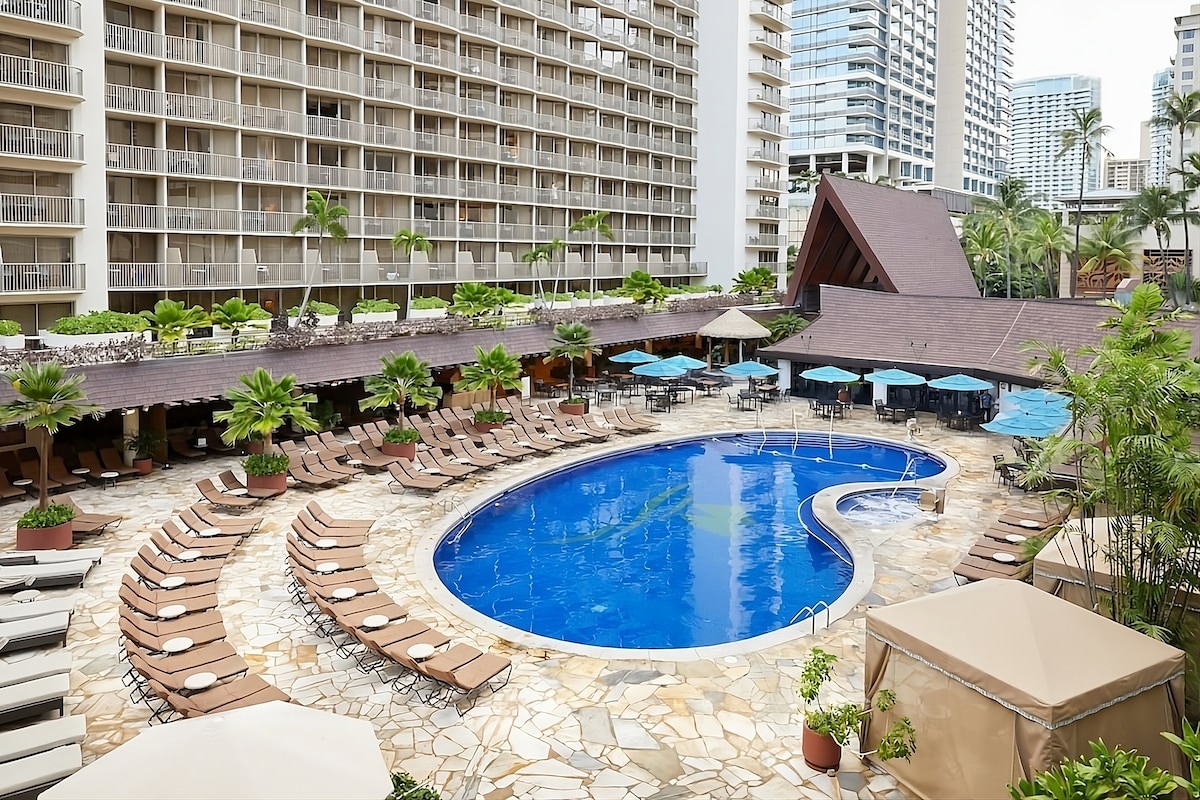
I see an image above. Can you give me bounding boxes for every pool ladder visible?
[441,494,473,546]
[788,601,831,634]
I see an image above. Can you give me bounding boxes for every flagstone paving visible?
[0,395,1039,799]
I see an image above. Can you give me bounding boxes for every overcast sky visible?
[1012,0,1186,158]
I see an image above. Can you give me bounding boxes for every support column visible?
[777,359,791,395]
[121,409,139,467]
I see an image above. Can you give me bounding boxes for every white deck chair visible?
[0,716,85,766]
[0,674,70,726]
[0,651,71,689]
[0,599,75,626]
[0,613,70,654]
[0,743,81,798]
[0,549,102,567]
[0,563,91,590]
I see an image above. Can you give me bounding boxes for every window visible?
[1185,29,1196,38]
[1185,71,1194,81]
[1184,43,1195,53]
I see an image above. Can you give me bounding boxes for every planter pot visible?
[287,314,339,328]
[559,401,586,416]
[40,330,150,349]
[837,389,851,403]
[473,421,503,433]
[16,521,73,551]
[133,457,153,476]
[408,307,447,320]
[802,725,842,772]
[0,334,25,351]
[211,320,271,339]
[381,441,416,460]
[245,440,265,455]
[246,472,287,494]
[352,311,398,324]
[606,297,634,306]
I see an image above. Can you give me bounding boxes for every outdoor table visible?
[696,379,723,397]
[886,407,915,424]
[757,384,780,402]
[737,391,760,412]
[668,385,694,404]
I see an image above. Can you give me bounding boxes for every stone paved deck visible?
[0,394,1043,800]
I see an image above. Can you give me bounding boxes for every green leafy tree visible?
[569,211,615,301]
[1057,108,1112,296]
[976,177,1037,299]
[139,299,209,346]
[0,362,97,511]
[1078,214,1138,291]
[290,190,349,324]
[360,351,442,429]
[391,229,431,262]
[448,282,499,319]
[520,244,552,304]
[1122,185,1188,272]
[1009,740,1177,800]
[765,312,809,345]
[213,368,318,449]
[1018,210,1070,298]
[621,270,667,305]
[455,344,523,414]
[544,322,599,402]
[1154,90,1200,276]
[732,266,777,294]
[962,216,1006,297]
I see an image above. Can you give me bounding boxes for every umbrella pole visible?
[738,340,743,362]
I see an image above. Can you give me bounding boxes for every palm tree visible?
[520,245,551,304]
[391,228,431,266]
[290,190,349,324]
[976,177,1035,299]
[455,344,523,414]
[211,297,268,346]
[139,299,210,348]
[1078,214,1137,294]
[448,282,499,319]
[213,367,318,449]
[1057,108,1111,296]
[1122,185,1183,272]
[541,237,568,301]
[1153,91,1200,275]
[765,312,809,345]
[568,211,614,304]
[360,351,442,429]
[544,322,599,403]
[962,217,1005,297]
[1018,210,1069,298]
[0,362,96,511]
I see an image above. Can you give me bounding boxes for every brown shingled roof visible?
[760,286,1187,381]
[784,175,980,305]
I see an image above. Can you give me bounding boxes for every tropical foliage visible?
[732,266,776,295]
[48,311,146,335]
[139,299,209,344]
[0,362,97,511]
[448,282,499,318]
[352,298,401,314]
[0,320,20,337]
[213,368,318,448]
[765,312,809,345]
[360,351,442,430]
[210,298,270,336]
[454,344,522,414]
[1078,214,1137,284]
[545,322,599,403]
[1058,108,1111,295]
[620,270,667,305]
[962,179,1059,298]
[291,190,349,323]
[287,301,339,318]
[569,211,614,297]
[391,229,431,260]
[1155,90,1200,277]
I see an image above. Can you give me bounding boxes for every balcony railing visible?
[1,262,85,292]
[0,53,83,96]
[0,0,82,32]
[0,193,84,225]
[746,234,788,247]
[746,205,784,219]
[0,123,82,161]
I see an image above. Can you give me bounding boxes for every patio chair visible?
[195,479,260,510]
[0,672,69,726]
[420,450,478,478]
[0,598,76,625]
[45,458,84,489]
[135,545,224,576]
[217,471,247,493]
[447,439,505,468]
[476,433,528,460]
[168,436,205,459]
[285,535,367,573]
[117,613,227,654]
[57,495,122,536]
[119,575,218,618]
[151,675,290,719]
[317,431,349,457]
[0,613,71,655]
[128,554,220,589]
[0,713,84,762]
[181,504,261,536]
[306,502,375,530]
[416,647,512,711]
[0,472,24,502]
[165,519,242,552]
[19,462,59,492]
[99,448,139,478]
[386,462,451,493]
[0,561,92,591]
[152,528,236,561]
[291,519,367,550]
[952,554,1032,584]
[996,505,1072,528]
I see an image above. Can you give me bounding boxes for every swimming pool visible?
[433,432,945,650]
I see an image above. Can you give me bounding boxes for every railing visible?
[0,193,84,225]
[0,123,82,160]
[747,176,786,191]
[0,53,83,95]
[746,234,788,247]
[0,0,82,31]
[748,58,785,80]
[1,262,85,292]
[746,205,784,219]
[748,87,785,108]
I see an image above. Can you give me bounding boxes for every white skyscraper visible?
[788,0,1014,197]
[1143,67,1173,187]
[1009,75,1103,205]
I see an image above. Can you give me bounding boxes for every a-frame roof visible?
[783,175,980,304]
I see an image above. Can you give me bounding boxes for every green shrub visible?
[287,301,339,317]
[474,409,508,424]
[410,296,450,310]
[124,429,164,459]
[0,320,21,336]
[382,427,420,444]
[352,298,401,314]
[573,291,604,299]
[507,293,533,305]
[249,307,272,320]
[17,503,75,529]
[387,772,441,800]
[48,311,148,335]
[243,452,290,476]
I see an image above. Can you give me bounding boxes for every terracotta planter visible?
[246,472,287,493]
[133,457,153,475]
[381,441,416,460]
[473,421,503,433]
[837,389,851,403]
[802,724,843,772]
[16,521,73,551]
[559,402,585,416]
[245,440,266,455]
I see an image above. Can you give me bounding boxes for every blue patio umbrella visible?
[980,411,1067,438]
[927,373,993,392]
[1020,404,1072,420]
[608,349,660,364]
[1008,388,1070,408]
[863,368,926,386]
[722,361,780,379]
[800,365,860,384]
[658,354,707,371]
[631,361,688,378]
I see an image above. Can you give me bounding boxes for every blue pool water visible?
[434,433,945,649]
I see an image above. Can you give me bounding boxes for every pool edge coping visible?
[411,428,958,661]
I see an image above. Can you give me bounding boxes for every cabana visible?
[864,580,1184,800]
[696,308,769,364]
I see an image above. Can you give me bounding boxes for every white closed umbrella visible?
[42,702,392,800]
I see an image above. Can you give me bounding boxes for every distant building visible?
[1143,67,1174,186]
[1009,75,1103,206]
[1104,159,1150,192]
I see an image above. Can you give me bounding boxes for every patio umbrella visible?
[1019,404,1072,420]
[800,365,859,384]
[863,368,926,386]
[980,412,1068,439]
[631,360,688,378]
[1008,388,1070,408]
[927,373,993,392]
[722,361,780,379]
[696,308,770,362]
[42,701,391,800]
[658,354,707,371]
[608,349,660,364]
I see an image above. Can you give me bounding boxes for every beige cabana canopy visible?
[864,580,1184,800]
[696,307,769,340]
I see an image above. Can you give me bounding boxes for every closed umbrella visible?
[631,361,688,378]
[863,369,926,386]
[608,349,660,364]
[927,374,993,392]
[800,365,859,384]
[42,701,391,800]
[658,354,706,371]
[722,361,779,379]
[980,412,1068,438]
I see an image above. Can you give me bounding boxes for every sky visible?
[1012,0,1185,158]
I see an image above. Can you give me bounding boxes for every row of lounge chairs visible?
[0,448,138,503]
[120,502,289,721]
[952,505,1072,584]
[0,652,85,797]
[287,504,512,713]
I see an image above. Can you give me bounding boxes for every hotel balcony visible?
[0,193,84,227]
[0,123,83,165]
[746,233,787,248]
[0,0,82,36]
[750,29,788,59]
[0,54,83,100]
[1,261,85,293]
[746,205,784,220]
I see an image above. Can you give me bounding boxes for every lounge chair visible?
[217,471,247,493]
[45,459,84,489]
[128,649,248,696]
[342,441,395,470]
[476,433,528,460]
[416,647,512,710]
[18,462,59,492]
[317,432,348,457]
[169,436,205,459]
[0,714,85,765]
[290,520,366,551]
[387,462,451,493]
[598,410,643,433]
[163,520,241,553]
[151,528,236,561]
[285,535,367,573]
[492,428,558,453]
[0,652,71,688]
[119,575,218,615]
[0,549,101,567]
[996,506,1072,528]
[128,554,221,589]
[0,673,69,726]
[99,448,139,478]
[158,675,291,719]
[57,495,122,536]
[0,743,81,798]
[0,613,71,654]
[0,473,25,502]
[447,439,505,468]
[123,641,241,677]
[200,429,235,453]
[184,504,262,535]
[136,545,224,576]
[305,502,375,531]
[302,452,360,480]
[952,554,1032,584]
[195,479,259,510]
[347,424,382,450]
[73,451,107,481]
[0,599,75,625]
[420,450,478,478]
[117,615,227,654]
[0,562,92,591]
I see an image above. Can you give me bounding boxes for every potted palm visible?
[139,299,210,352]
[799,648,916,772]
[448,282,500,321]
[545,322,599,416]
[213,368,318,494]
[621,270,668,305]
[360,351,443,460]
[0,320,24,351]
[124,428,164,475]
[0,362,97,550]
[242,452,291,493]
[210,297,272,344]
[351,298,401,324]
[454,344,522,432]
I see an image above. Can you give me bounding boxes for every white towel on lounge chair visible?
[0,613,69,646]
[0,652,71,689]
[0,743,81,797]
[0,599,75,625]
[0,673,69,715]
[0,716,85,765]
